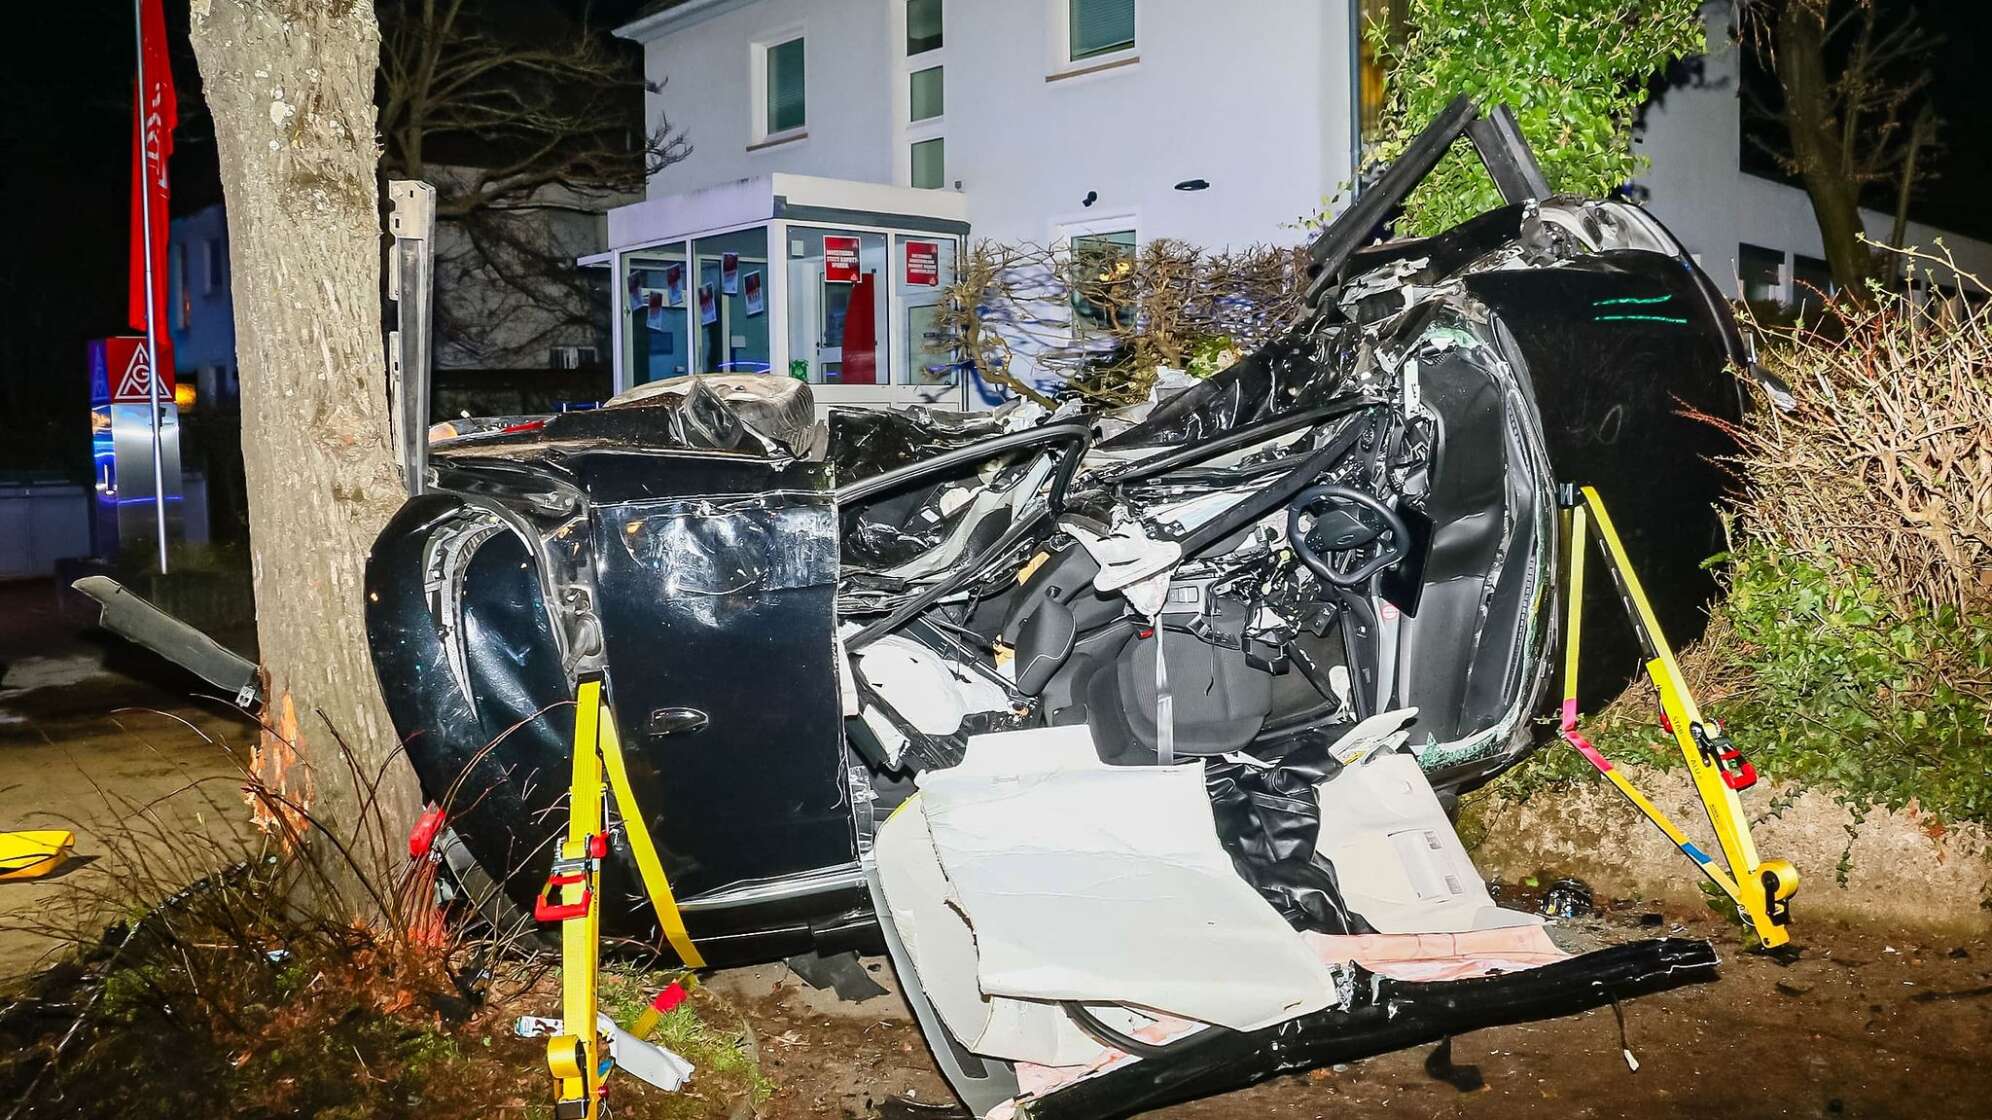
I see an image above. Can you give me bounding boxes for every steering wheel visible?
[1287,483,1410,587]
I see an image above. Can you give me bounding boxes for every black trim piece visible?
[1062,1004,1224,1062]
[1025,938,1720,1120]
[774,196,971,236]
[834,422,1093,510]
[1173,410,1377,561]
[1307,94,1478,293]
[1465,104,1550,205]
[1098,398,1378,487]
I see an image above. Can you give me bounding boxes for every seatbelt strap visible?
[1155,628,1175,767]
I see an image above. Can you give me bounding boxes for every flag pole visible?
[134,0,168,574]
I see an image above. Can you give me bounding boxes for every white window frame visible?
[749,27,808,149]
[1048,0,1138,80]
[894,1,947,188]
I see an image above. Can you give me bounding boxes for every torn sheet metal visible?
[1017,938,1720,1120]
[909,727,1342,1033]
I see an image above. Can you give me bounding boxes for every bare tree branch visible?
[375,0,692,367]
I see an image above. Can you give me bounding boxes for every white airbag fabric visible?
[1314,750,1535,934]
[912,727,1339,1034]
[873,796,1104,1066]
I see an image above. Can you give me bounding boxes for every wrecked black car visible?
[363,100,1747,1116]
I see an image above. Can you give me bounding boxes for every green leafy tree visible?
[1371,0,1707,237]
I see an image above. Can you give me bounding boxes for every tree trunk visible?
[1776,3,1873,300]
[189,0,418,908]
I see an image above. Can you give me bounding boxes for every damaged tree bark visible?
[190,0,419,899]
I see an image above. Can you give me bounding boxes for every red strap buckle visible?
[535,871,593,922]
[408,803,446,860]
[1715,746,1757,791]
[1692,722,1757,791]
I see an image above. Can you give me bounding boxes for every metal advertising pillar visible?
[87,337,183,559]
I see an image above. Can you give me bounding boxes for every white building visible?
[603,0,1989,407]
[1635,2,1992,305]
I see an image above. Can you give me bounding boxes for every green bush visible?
[1517,544,1992,825]
[1372,0,1707,236]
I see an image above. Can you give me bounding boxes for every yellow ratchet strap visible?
[597,702,706,968]
[1558,486,1798,948]
[539,677,708,1119]
[543,676,606,1120]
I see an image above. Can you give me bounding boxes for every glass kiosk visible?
[600,174,969,411]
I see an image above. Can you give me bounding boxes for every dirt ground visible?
[721,911,1992,1120]
[5,576,1991,1118]
[0,578,252,978]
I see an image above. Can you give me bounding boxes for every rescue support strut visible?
[1557,485,1799,948]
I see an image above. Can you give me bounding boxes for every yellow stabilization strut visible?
[538,676,707,1120]
[1558,486,1799,948]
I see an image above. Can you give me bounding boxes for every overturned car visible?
[365,100,1750,1116]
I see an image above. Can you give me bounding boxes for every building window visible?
[1738,243,1785,305]
[1790,253,1833,317]
[1069,0,1135,61]
[1069,228,1136,330]
[765,36,806,136]
[170,243,189,330]
[910,65,944,121]
[911,137,946,189]
[907,0,942,54]
[203,237,224,295]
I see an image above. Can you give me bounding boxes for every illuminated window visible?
[1358,0,1407,159]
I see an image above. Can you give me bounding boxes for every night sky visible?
[2,1,1987,477]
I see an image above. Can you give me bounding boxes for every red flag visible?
[128,0,177,335]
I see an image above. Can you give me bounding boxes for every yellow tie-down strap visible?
[548,677,607,1119]
[595,693,706,969]
[1558,486,1798,948]
[543,678,707,1120]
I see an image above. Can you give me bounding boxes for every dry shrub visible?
[939,238,1307,407]
[0,702,770,1119]
[1716,246,1992,614]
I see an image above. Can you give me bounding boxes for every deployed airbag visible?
[908,727,1342,1032]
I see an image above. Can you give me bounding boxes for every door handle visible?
[646,707,709,738]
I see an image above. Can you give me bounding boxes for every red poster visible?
[824,236,860,284]
[106,337,175,404]
[128,0,177,335]
[905,241,940,286]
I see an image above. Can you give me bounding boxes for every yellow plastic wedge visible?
[0,830,75,881]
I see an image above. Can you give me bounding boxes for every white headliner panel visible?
[911,727,1339,1033]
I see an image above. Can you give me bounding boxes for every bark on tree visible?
[1774,3,1874,298]
[189,0,419,905]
